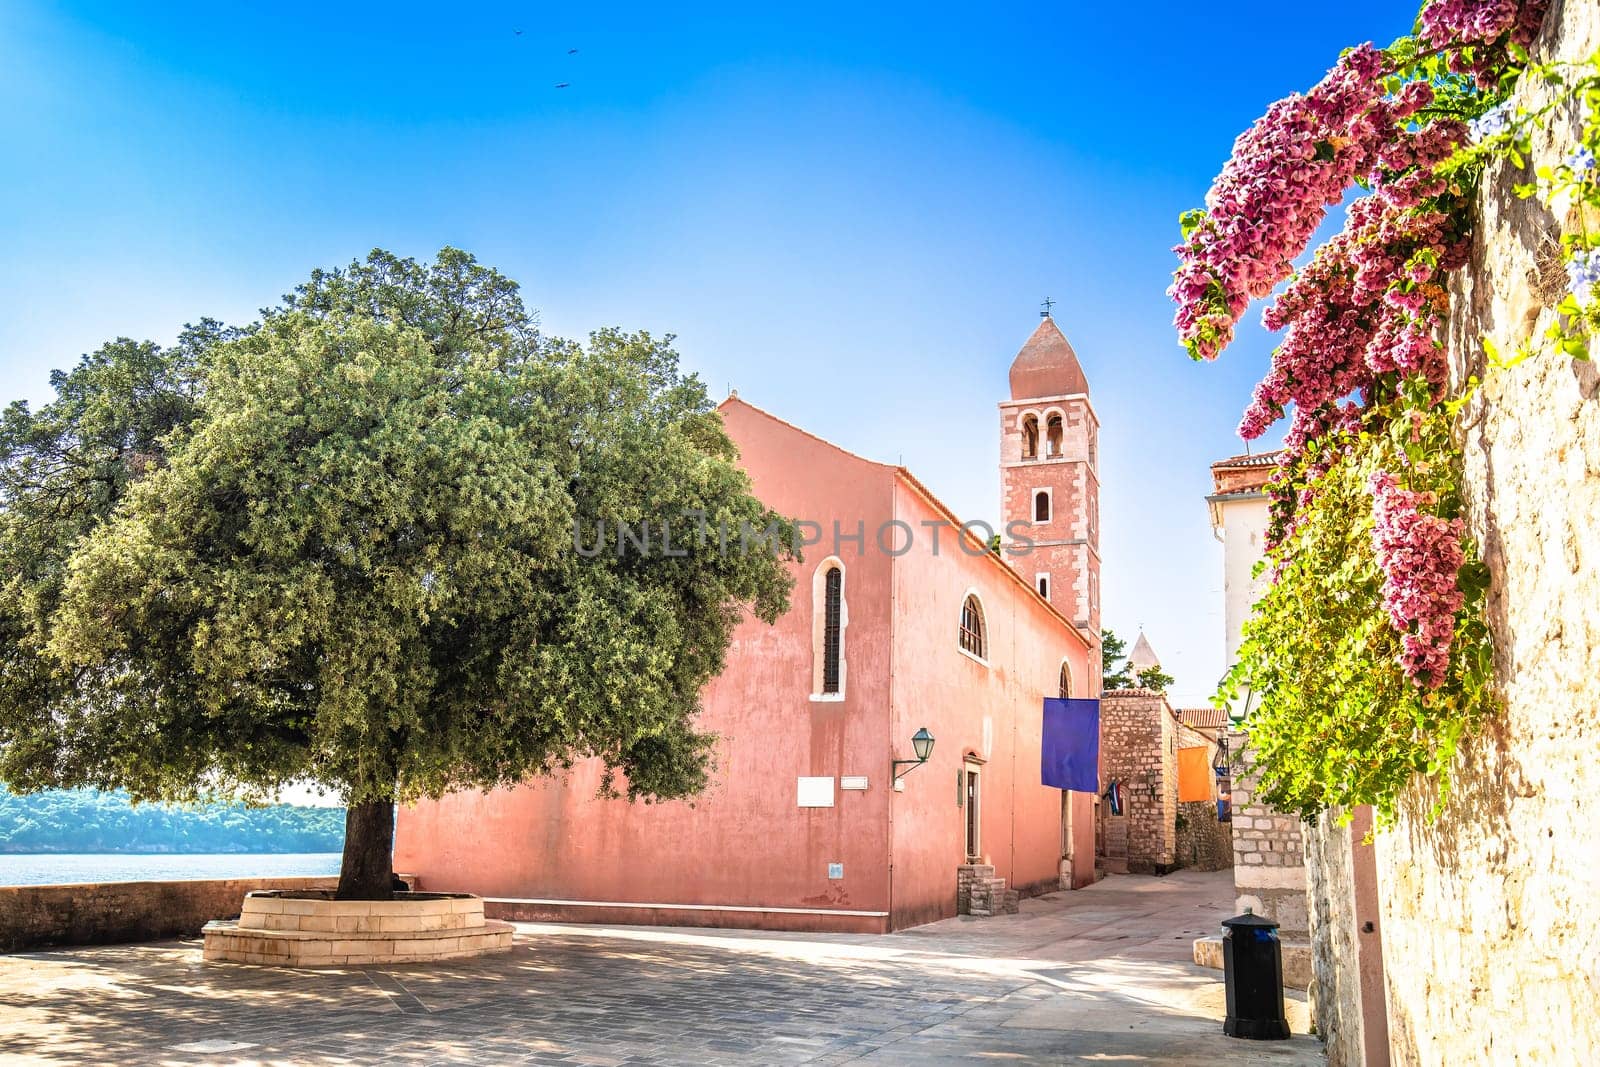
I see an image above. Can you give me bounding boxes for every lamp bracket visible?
[891,759,925,782]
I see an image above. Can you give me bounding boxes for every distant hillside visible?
[0,789,344,854]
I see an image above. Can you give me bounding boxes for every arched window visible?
[958,594,987,660]
[1046,415,1064,457]
[811,559,846,699]
[1059,661,1073,699]
[821,566,842,694]
[1034,490,1051,523]
[1021,416,1039,460]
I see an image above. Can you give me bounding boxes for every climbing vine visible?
[1172,0,1600,822]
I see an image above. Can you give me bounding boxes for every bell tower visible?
[999,311,1100,634]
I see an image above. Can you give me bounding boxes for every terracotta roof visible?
[1177,707,1229,730]
[1009,317,1089,400]
[1210,449,1285,470]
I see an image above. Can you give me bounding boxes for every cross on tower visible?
[1040,297,1055,319]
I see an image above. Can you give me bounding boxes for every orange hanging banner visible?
[1177,746,1214,802]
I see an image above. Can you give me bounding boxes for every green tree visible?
[1,248,797,898]
[1133,666,1175,695]
[1101,629,1133,691]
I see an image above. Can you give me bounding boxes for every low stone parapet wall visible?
[0,876,339,952]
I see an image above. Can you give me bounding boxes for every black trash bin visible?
[1221,909,1290,1040]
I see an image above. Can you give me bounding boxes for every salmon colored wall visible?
[394,397,1098,933]
[396,400,900,925]
[884,479,1096,930]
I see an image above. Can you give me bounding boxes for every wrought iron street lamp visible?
[892,728,935,781]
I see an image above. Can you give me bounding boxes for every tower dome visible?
[1009,316,1089,400]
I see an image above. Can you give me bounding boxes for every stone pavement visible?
[0,869,1323,1065]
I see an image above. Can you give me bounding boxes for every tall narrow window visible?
[1021,416,1039,460]
[1034,490,1051,523]
[811,558,846,699]
[822,566,843,694]
[959,594,987,660]
[1059,661,1073,699]
[1046,415,1064,457]
[1037,574,1050,600]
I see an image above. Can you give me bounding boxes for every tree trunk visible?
[336,798,397,900]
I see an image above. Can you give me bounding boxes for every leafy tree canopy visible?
[0,249,797,894]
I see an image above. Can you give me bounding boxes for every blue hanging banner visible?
[1041,697,1100,793]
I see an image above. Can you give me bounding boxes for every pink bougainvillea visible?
[1167,47,1448,363]
[1368,471,1465,688]
[1173,0,1552,688]
[1169,46,1388,360]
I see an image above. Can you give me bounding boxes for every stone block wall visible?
[0,875,339,952]
[1099,689,1177,873]
[1306,807,1389,1067]
[1307,2,1600,1062]
[1228,729,1307,937]
[1303,4,1600,1062]
[1175,800,1233,872]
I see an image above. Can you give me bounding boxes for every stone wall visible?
[1175,800,1233,872]
[1378,1,1599,1061]
[0,876,338,952]
[1098,689,1176,873]
[1228,729,1307,937]
[1306,808,1389,1067]
[1307,2,1600,1062]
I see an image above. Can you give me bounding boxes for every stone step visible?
[959,872,1019,918]
[1191,934,1313,990]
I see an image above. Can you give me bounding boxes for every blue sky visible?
[0,1,1418,706]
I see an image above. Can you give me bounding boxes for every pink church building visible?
[395,316,1103,932]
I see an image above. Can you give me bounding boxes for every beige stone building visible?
[1096,636,1232,876]
[1205,452,1309,943]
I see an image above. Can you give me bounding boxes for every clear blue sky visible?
[0,1,1417,707]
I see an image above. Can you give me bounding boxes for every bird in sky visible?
[567,48,579,54]
[555,82,570,89]
[514,29,523,36]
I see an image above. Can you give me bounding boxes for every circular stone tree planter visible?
[203,891,513,966]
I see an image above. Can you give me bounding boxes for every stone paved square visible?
[0,870,1322,1065]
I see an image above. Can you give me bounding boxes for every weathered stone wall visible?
[1303,3,1600,1062]
[1099,689,1176,873]
[1361,1,1600,1062]
[0,876,337,951]
[1307,811,1371,1066]
[1175,800,1233,871]
[1228,729,1307,937]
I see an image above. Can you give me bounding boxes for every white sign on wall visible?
[797,776,835,808]
[840,776,869,791]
